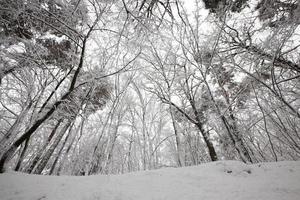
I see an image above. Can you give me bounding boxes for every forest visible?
[0,0,299,177]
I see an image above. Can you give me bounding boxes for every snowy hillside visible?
[0,161,300,200]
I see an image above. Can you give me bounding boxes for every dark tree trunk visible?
[0,109,58,173]
[26,119,63,173]
[14,137,30,171]
[49,124,72,175]
[0,30,92,173]
[33,121,71,174]
[195,123,218,161]
[189,95,218,161]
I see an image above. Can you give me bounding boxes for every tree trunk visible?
[102,125,119,174]
[49,127,72,175]
[195,123,218,161]
[0,27,93,173]
[14,137,30,171]
[189,96,218,161]
[0,103,31,153]
[219,80,253,163]
[169,106,183,167]
[202,67,252,163]
[25,119,63,173]
[33,120,71,174]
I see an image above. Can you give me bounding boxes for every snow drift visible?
[0,161,300,200]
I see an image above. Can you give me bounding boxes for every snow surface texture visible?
[0,161,300,200]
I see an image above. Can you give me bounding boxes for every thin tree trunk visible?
[252,85,278,161]
[0,102,31,153]
[189,93,218,161]
[33,120,71,174]
[169,106,183,167]
[195,123,218,161]
[14,137,30,171]
[0,24,96,173]
[57,118,85,175]
[26,119,63,173]
[49,126,72,175]
[127,135,133,172]
[102,123,120,174]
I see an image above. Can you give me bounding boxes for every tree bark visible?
[169,106,183,167]
[49,126,72,175]
[0,24,94,173]
[14,137,30,171]
[33,120,71,174]
[26,119,63,173]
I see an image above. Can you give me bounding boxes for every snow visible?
[39,32,67,43]
[6,43,26,54]
[0,161,300,200]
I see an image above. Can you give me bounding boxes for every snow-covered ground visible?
[0,161,300,200]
